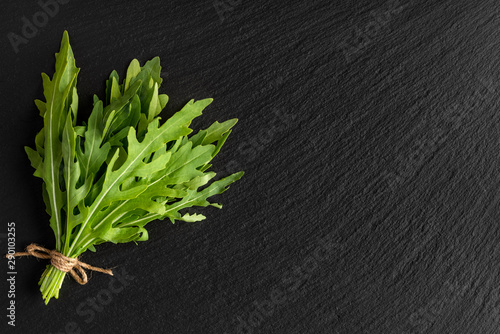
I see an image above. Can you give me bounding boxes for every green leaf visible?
[180,213,206,222]
[124,59,141,91]
[202,119,238,145]
[100,226,148,244]
[25,146,43,178]
[62,114,92,252]
[38,30,80,251]
[77,100,111,181]
[161,171,244,221]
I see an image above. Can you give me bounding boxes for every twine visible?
[5,244,113,285]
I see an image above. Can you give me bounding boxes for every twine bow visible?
[5,244,113,284]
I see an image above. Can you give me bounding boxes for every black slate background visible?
[2,0,500,333]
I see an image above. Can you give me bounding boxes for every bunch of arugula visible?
[25,31,243,304]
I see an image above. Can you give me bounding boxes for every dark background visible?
[1,0,500,333]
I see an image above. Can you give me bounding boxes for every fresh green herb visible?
[25,31,243,304]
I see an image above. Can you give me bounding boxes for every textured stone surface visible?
[1,0,500,333]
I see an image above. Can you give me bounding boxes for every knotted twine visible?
[5,244,113,285]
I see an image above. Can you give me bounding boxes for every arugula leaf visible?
[25,31,243,304]
[26,31,80,251]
